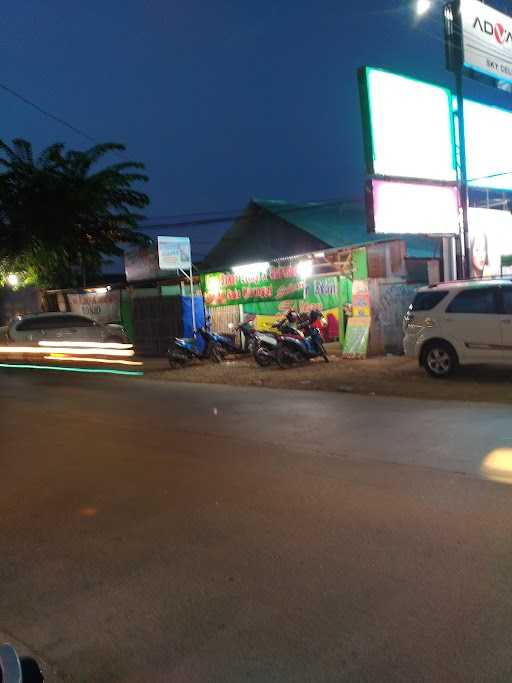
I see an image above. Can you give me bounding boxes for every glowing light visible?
[232,262,270,277]
[92,287,108,294]
[297,260,313,279]
[206,276,221,296]
[416,0,432,16]
[371,179,459,235]
[364,67,456,181]
[6,273,19,287]
[314,252,325,259]
[0,346,134,357]
[0,363,143,376]
[44,355,143,366]
[38,340,132,350]
[481,449,512,485]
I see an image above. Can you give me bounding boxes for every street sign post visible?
[157,236,196,333]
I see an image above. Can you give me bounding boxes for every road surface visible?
[2,368,512,682]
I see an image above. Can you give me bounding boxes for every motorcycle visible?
[275,325,329,368]
[253,311,305,367]
[213,320,257,356]
[167,325,223,367]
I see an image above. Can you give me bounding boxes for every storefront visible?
[202,245,376,357]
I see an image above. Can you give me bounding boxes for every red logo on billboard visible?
[473,17,512,46]
[495,23,506,44]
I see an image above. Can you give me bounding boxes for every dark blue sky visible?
[4,0,512,258]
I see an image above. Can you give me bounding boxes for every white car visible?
[403,279,512,378]
[1,312,129,345]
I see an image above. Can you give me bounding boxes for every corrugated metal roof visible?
[254,198,442,259]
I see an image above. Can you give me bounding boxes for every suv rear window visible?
[446,286,499,314]
[410,291,448,311]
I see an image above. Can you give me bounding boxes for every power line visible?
[0,81,97,144]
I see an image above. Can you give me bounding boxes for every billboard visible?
[369,179,460,235]
[460,0,512,84]
[124,244,175,283]
[157,236,191,271]
[468,207,512,278]
[360,66,512,192]
[360,67,456,181]
[464,99,512,191]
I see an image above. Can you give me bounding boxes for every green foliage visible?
[0,139,150,288]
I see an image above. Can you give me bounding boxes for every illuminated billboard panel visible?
[464,100,512,191]
[371,179,459,235]
[362,67,456,182]
[468,207,512,277]
[362,66,512,191]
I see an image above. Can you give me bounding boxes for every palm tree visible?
[0,138,150,287]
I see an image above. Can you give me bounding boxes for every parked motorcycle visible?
[276,325,329,368]
[213,319,257,356]
[167,325,223,367]
[253,311,304,367]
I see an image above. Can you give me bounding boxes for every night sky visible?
[4,0,512,259]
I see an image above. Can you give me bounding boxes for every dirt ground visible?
[144,345,512,405]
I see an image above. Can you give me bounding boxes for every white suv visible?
[403,279,512,378]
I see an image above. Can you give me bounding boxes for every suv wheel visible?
[422,342,457,379]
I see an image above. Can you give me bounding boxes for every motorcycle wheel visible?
[168,352,187,369]
[276,345,298,369]
[254,346,273,367]
[210,344,224,363]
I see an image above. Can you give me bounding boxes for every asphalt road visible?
[2,369,512,682]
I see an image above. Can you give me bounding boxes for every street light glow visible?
[416,0,432,16]
[6,273,19,287]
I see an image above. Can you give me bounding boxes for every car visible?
[1,312,129,345]
[403,279,512,378]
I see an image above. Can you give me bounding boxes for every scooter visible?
[253,311,304,367]
[213,320,257,356]
[275,326,329,368]
[167,325,223,367]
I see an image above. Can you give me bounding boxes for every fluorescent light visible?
[232,262,269,277]
[297,260,313,279]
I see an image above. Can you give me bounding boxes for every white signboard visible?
[468,207,512,278]
[371,180,460,235]
[157,236,191,271]
[461,0,512,83]
[67,290,121,324]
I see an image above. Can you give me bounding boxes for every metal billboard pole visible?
[446,0,471,279]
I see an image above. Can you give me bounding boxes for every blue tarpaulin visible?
[181,296,206,339]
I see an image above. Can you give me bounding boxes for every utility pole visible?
[450,0,472,279]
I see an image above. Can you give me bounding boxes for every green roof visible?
[254,198,441,259]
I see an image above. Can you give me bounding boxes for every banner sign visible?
[202,265,305,307]
[461,0,512,84]
[67,290,121,324]
[158,236,191,271]
[343,317,370,359]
